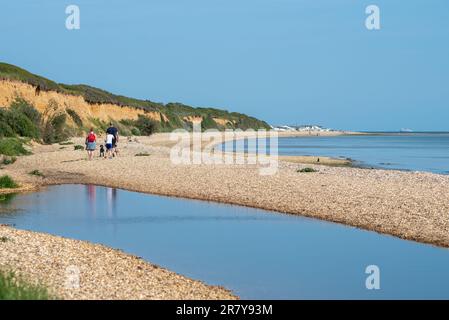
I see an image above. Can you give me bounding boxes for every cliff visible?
[0,62,270,133]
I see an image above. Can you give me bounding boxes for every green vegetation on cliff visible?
[0,97,73,145]
[0,62,270,131]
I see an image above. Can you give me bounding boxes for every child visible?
[105,133,114,158]
[99,144,105,158]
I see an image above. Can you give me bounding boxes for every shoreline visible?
[2,133,448,247]
[1,132,449,298]
[0,225,237,300]
[216,129,356,167]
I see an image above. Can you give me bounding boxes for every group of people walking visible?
[85,122,119,160]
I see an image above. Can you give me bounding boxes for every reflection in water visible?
[0,193,17,205]
[86,185,96,217]
[0,193,18,216]
[86,185,118,234]
[106,187,117,219]
[106,187,118,236]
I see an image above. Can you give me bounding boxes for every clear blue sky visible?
[1,0,448,131]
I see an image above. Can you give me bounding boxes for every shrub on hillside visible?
[66,109,83,127]
[0,103,40,139]
[42,114,68,144]
[135,115,158,136]
[10,98,41,126]
[0,114,15,137]
[131,127,141,136]
[119,119,134,127]
[0,138,30,156]
[5,110,40,139]
[89,117,108,133]
[0,98,43,140]
[201,115,217,131]
[41,101,69,144]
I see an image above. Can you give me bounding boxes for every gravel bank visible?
[0,225,237,300]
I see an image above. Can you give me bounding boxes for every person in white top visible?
[105,133,114,159]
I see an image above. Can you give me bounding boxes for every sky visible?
[0,0,448,131]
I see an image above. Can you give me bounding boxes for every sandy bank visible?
[0,225,237,300]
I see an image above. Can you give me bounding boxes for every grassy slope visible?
[0,62,270,131]
[0,271,51,300]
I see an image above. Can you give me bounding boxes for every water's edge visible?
[2,184,449,299]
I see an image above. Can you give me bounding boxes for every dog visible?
[99,145,105,158]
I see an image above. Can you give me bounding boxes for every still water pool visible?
[1,184,449,299]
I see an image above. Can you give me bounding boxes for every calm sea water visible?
[1,184,449,299]
[221,133,449,174]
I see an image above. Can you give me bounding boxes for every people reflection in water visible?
[86,184,96,217]
[85,185,117,223]
[106,187,117,219]
[106,187,118,236]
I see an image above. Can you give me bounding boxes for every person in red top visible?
[85,128,97,160]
